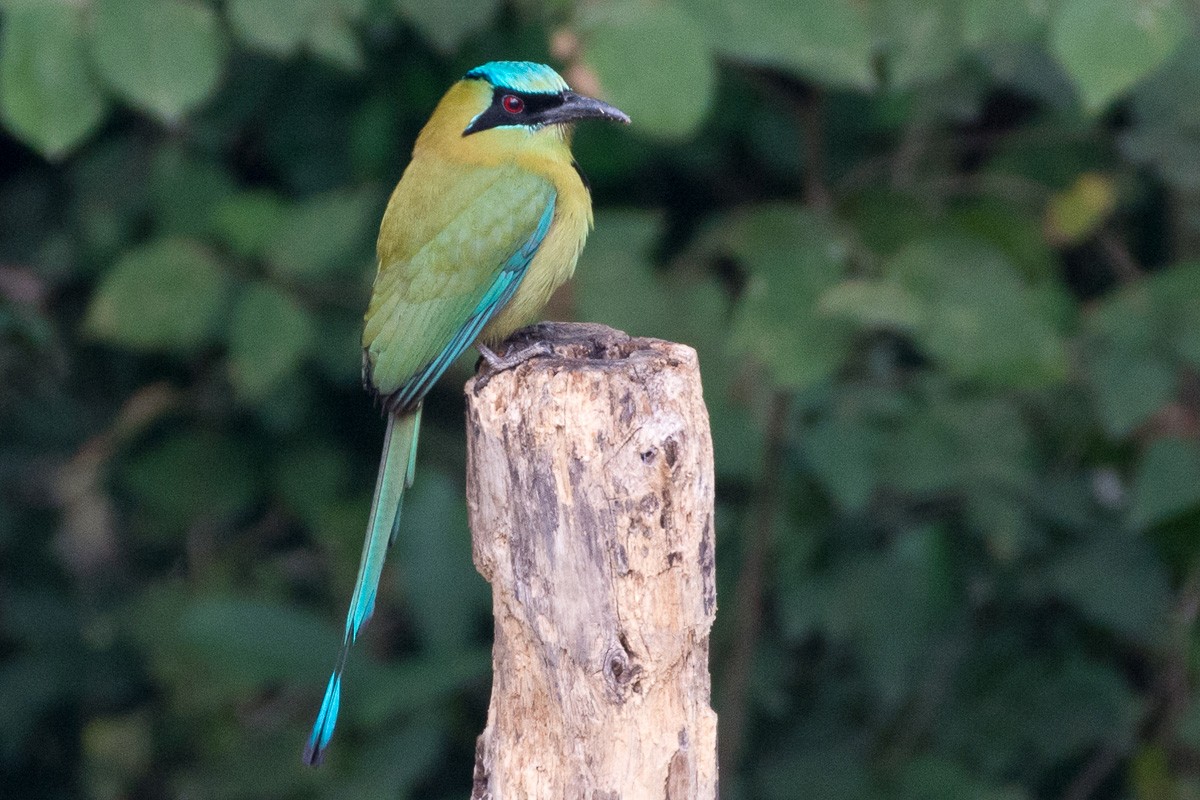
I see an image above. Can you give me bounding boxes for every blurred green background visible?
[3,0,1200,798]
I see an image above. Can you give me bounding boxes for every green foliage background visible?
[3,0,1200,798]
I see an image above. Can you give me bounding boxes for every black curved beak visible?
[542,91,630,126]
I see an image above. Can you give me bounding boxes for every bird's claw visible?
[474,340,554,392]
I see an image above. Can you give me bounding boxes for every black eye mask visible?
[463,87,567,135]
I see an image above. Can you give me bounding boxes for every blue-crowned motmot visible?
[304,61,629,765]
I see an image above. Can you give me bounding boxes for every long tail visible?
[304,407,422,765]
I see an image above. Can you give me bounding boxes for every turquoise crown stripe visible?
[464,61,569,94]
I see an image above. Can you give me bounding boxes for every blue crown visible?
[464,61,569,95]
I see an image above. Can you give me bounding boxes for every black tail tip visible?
[302,743,326,767]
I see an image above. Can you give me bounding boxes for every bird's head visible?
[415,61,629,162]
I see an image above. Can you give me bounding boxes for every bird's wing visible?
[363,161,557,407]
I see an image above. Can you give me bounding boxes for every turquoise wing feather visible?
[364,163,559,403]
[385,194,555,410]
[305,171,558,765]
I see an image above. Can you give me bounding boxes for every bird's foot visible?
[474,340,554,392]
[478,340,554,371]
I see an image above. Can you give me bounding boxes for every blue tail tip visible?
[303,673,342,767]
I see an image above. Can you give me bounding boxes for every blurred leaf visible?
[0,653,82,760]
[83,712,153,799]
[396,469,488,655]
[253,372,317,434]
[177,596,340,690]
[171,726,320,800]
[844,189,941,256]
[84,238,232,353]
[328,0,373,18]
[873,391,1037,557]
[395,0,504,53]
[1050,533,1172,645]
[308,16,364,71]
[949,198,1059,283]
[354,647,491,726]
[0,2,108,159]
[878,407,950,501]
[963,0,1048,47]
[1125,38,1200,126]
[805,414,881,512]
[350,93,405,180]
[1179,305,1200,370]
[725,205,852,390]
[272,443,352,530]
[965,490,1032,563]
[979,40,1078,110]
[1178,697,1200,750]
[1050,0,1188,113]
[895,756,1017,800]
[1043,172,1118,246]
[150,147,239,238]
[209,191,289,260]
[951,397,1034,490]
[1146,262,1200,370]
[1130,438,1200,530]
[1,590,80,647]
[1082,264,1193,437]
[228,0,365,67]
[121,430,262,528]
[875,391,1037,560]
[316,495,376,580]
[1120,41,1200,190]
[226,0,324,56]
[1086,348,1176,438]
[1086,268,1165,335]
[830,526,953,702]
[986,136,1107,192]
[321,725,445,800]
[756,741,872,800]
[886,237,1068,387]
[580,1,715,140]
[266,188,378,280]
[575,210,664,334]
[1122,128,1200,192]
[691,0,874,90]
[817,279,923,332]
[947,652,1138,773]
[227,283,317,401]
[72,137,153,262]
[1131,745,1175,800]
[312,310,367,386]
[91,0,226,122]
[872,0,963,89]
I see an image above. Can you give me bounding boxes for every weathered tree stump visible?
[465,322,717,800]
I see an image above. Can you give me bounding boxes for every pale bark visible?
[465,322,717,800]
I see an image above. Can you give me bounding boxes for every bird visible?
[303,61,629,765]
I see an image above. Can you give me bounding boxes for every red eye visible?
[501,94,524,114]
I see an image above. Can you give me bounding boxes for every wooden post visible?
[465,322,718,800]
